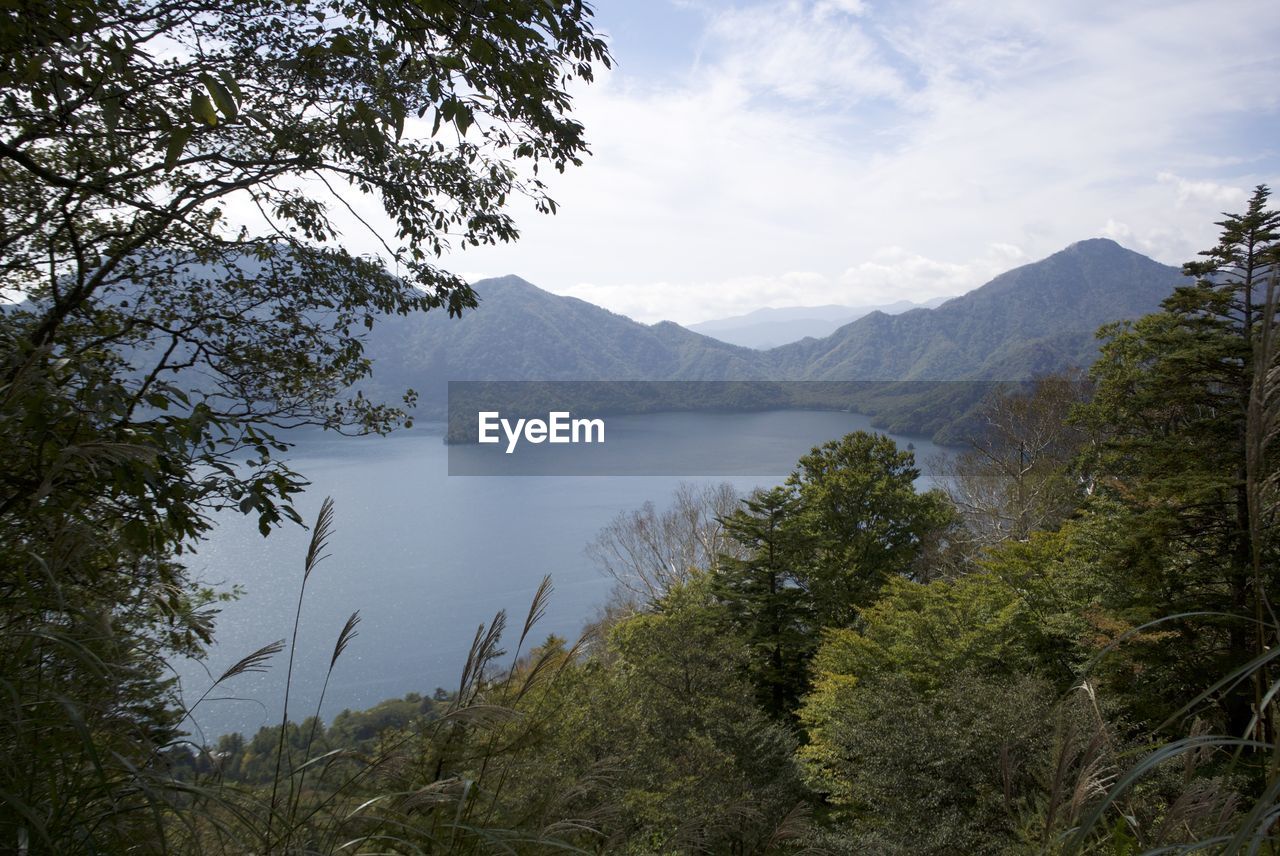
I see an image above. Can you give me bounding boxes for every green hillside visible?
[365,240,1186,435]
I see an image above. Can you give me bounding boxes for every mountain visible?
[770,239,1182,381]
[362,275,774,410]
[363,239,1186,433]
[688,298,948,349]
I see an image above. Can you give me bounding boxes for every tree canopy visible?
[0,1,610,850]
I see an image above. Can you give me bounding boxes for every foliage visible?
[800,667,1068,855]
[795,547,1095,850]
[1062,188,1280,852]
[783,431,953,628]
[1080,185,1280,735]
[508,577,814,853]
[709,432,953,721]
[195,563,814,854]
[713,486,815,719]
[0,0,610,851]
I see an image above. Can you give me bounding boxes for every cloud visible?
[1157,172,1248,208]
[549,244,1029,324]
[703,2,907,105]
[839,244,1028,304]
[815,0,868,16]
[275,0,1280,325]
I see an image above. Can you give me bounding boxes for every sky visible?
[431,1,1278,323]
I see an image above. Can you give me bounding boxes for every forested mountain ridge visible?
[769,238,1185,380]
[362,274,776,405]
[364,239,1186,414]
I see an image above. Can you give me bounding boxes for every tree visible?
[526,578,814,853]
[2,0,611,513]
[585,481,744,608]
[800,666,1066,855]
[709,433,952,719]
[785,431,953,629]
[940,371,1091,551]
[0,2,610,850]
[712,486,813,719]
[1081,186,1280,734]
[795,551,1111,855]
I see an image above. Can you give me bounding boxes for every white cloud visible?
[551,245,1029,324]
[1102,219,1132,241]
[1157,171,1248,208]
[815,0,867,16]
[838,244,1029,305]
[704,2,906,105]
[269,0,1280,325]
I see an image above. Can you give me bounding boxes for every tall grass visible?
[0,490,597,854]
[161,497,594,855]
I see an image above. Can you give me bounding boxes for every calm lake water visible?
[177,410,948,742]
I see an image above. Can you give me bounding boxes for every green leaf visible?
[201,73,238,121]
[21,56,44,83]
[190,92,218,126]
[101,95,120,133]
[123,519,150,548]
[163,126,193,170]
[389,100,405,139]
[330,32,355,55]
[217,70,243,102]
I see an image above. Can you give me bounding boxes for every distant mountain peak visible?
[474,274,539,290]
[687,297,949,349]
[1054,237,1157,263]
[768,238,1184,381]
[1066,237,1124,250]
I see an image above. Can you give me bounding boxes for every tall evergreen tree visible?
[1083,185,1280,733]
[713,486,813,719]
[713,432,953,718]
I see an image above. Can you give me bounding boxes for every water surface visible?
[177,410,947,741]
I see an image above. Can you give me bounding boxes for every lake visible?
[176,409,949,742]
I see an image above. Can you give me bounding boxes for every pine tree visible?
[713,487,813,718]
[712,433,953,718]
[1083,185,1280,733]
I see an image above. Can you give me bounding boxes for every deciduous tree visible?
[0,2,610,850]
[785,431,953,628]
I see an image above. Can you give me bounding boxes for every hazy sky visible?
[449,1,1280,323]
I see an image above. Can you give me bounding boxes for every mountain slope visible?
[362,240,1186,428]
[769,239,1183,381]
[689,299,946,349]
[362,275,773,409]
